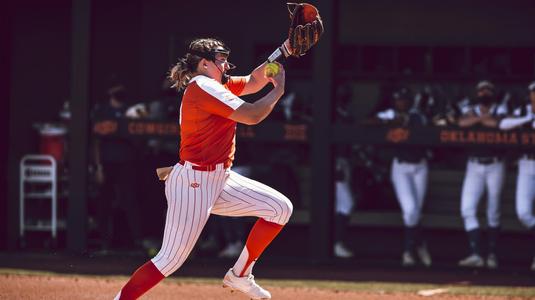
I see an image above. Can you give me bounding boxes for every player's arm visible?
[479,115,500,128]
[237,63,271,96]
[391,113,409,126]
[457,112,481,127]
[499,107,533,130]
[239,40,292,96]
[361,109,395,125]
[228,65,285,125]
[500,116,532,130]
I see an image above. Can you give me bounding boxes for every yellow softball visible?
[264,62,280,78]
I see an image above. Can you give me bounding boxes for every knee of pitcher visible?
[274,198,294,225]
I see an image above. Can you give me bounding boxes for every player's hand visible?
[282,39,292,56]
[480,114,494,123]
[480,115,498,128]
[445,111,457,123]
[268,62,285,90]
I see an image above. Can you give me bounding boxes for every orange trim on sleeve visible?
[225,76,247,96]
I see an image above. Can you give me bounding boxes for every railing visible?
[92,119,535,149]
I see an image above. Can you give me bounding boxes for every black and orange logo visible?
[284,124,307,141]
[386,128,409,143]
[93,121,118,135]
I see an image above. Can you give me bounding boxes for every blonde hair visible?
[169,38,227,91]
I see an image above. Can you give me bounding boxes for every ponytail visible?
[169,55,198,91]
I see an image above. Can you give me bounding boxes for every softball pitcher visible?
[457,81,507,269]
[114,4,323,298]
[113,38,295,300]
[499,81,535,271]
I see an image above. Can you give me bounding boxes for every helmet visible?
[528,81,535,92]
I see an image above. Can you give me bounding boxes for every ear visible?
[196,58,208,70]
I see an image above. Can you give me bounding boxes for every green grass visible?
[1,268,534,298]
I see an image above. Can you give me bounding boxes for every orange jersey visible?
[179,75,246,166]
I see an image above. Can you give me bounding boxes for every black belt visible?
[469,157,502,165]
[396,157,425,164]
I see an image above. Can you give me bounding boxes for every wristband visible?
[267,43,291,63]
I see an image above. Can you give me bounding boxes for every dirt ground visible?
[0,273,529,300]
[1,252,534,299]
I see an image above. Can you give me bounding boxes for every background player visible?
[333,147,355,258]
[457,80,507,269]
[331,84,356,258]
[92,85,142,251]
[499,81,535,270]
[373,88,432,267]
[114,38,294,300]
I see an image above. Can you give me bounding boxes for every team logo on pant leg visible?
[190,182,200,188]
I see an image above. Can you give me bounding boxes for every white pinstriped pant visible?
[151,161,293,277]
[460,159,505,231]
[516,158,535,228]
[390,158,428,227]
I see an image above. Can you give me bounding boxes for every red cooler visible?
[39,125,67,163]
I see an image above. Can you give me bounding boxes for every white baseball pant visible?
[335,157,354,215]
[335,181,353,215]
[460,159,505,231]
[516,157,535,228]
[391,158,428,227]
[151,161,293,277]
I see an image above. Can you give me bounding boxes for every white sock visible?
[232,247,255,276]
[114,291,121,300]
